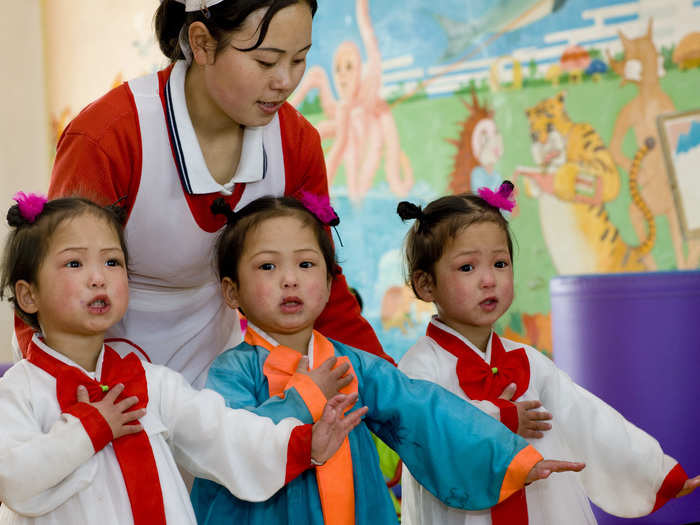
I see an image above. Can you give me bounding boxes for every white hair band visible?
[172,0,225,13]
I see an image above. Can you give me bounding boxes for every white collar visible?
[428,316,494,363]
[31,333,105,380]
[245,322,316,368]
[166,61,267,195]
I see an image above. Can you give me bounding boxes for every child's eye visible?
[459,264,474,272]
[106,259,123,267]
[299,261,314,269]
[259,263,275,271]
[495,260,509,269]
[65,260,81,268]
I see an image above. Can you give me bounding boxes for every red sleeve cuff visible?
[64,402,113,453]
[285,424,313,484]
[651,463,688,513]
[492,399,519,433]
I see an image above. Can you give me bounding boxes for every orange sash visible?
[245,326,357,525]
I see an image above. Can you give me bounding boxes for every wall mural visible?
[293,0,700,365]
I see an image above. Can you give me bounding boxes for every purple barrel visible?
[550,270,700,525]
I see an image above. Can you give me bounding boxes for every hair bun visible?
[396,201,423,222]
[6,205,26,228]
[211,197,236,225]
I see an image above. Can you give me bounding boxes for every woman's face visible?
[202,2,313,127]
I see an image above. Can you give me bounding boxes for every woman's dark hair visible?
[397,193,514,299]
[155,0,318,61]
[214,195,337,285]
[1,197,129,330]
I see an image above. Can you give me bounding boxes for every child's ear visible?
[221,277,241,310]
[413,271,436,302]
[14,280,39,314]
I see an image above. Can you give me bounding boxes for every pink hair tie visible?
[13,191,48,223]
[477,181,515,212]
[300,191,340,226]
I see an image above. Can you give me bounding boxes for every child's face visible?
[416,221,513,343]
[222,215,331,350]
[19,214,129,347]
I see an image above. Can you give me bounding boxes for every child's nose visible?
[89,268,106,288]
[480,269,496,287]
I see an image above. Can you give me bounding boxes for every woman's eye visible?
[257,60,275,68]
[299,261,314,269]
[459,264,473,272]
[66,260,81,268]
[259,263,275,271]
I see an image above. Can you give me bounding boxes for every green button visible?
[100,384,109,392]
[491,367,498,375]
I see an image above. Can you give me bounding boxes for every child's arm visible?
[531,348,696,516]
[0,370,137,514]
[356,350,579,511]
[399,342,552,438]
[154,364,363,502]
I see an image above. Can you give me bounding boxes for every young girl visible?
[190,194,585,525]
[0,192,366,525]
[396,182,700,524]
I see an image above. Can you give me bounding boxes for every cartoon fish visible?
[434,0,567,62]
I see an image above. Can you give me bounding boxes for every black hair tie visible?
[211,197,236,225]
[396,201,423,222]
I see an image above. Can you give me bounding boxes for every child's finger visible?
[342,406,368,431]
[327,392,358,413]
[677,475,700,497]
[76,385,90,403]
[115,395,141,412]
[497,383,516,400]
[528,410,552,421]
[519,399,543,411]
[317,356,338,372]
[329,361,351,379]
[118,422,144,437]
[335,373,353,389]
[103,383,125,402]
[122,407,146,424]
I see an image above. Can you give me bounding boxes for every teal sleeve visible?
[351,347,530,511]
[206,345,314,425]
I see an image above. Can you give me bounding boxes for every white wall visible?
[0,0,49,363]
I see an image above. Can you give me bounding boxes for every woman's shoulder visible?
[62,82,141,141]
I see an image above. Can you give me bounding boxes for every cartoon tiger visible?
[517,91,655,274]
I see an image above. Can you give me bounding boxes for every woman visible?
[17,0,390,387]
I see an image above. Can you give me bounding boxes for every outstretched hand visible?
[676,474,700,498]
[297,356,353,400]
[525,459,585,484]
[76,384,145,440]
[311,393,368,465]
[499,383,552,439]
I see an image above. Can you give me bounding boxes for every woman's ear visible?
[412,271,435,303]
[221,277,241,310]
[14,280,39,314]
[189,21,218,65]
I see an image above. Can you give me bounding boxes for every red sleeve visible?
[492,398,519,433]
[48,82,142,216]
[651,463,688,513]
[64,402,113,453]
[284,424,313,483]
[279,105,393,364]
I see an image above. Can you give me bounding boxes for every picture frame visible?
[657,109,700,241]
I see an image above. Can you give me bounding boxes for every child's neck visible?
[42,332,105,372]
[275,332,312,356]
[437,317,492,354]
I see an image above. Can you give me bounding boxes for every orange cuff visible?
[287,373,327,421]
[499,445,543,503]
